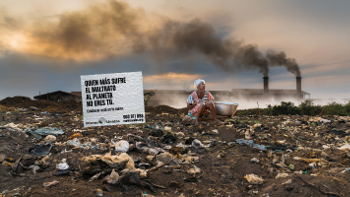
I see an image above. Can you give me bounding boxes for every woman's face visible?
[197,82,205,91]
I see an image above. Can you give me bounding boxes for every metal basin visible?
[214,102,239,116]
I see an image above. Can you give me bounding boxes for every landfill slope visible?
[0,96,82,112]
[1,97,350,197]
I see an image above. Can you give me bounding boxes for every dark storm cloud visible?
[25,0,145,59]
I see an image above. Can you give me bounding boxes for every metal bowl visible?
[214,101,239,116]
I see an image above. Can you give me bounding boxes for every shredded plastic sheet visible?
[235,139,266,151]
[338,144,350,150]
[25,127,64,140]
[66,139,107,150]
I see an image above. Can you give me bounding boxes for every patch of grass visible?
[322,102,349,116]
[237,100,350,116]
[144,91,155,106]
[252,120,263,124]
[236,109,259,116]
[345,102,350,115]
[265,101,300,116]
[299,100,322,116]
[10,111,20,115]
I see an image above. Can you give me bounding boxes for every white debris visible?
[252,123,262,128]
[135,168,148,178]
[56,158,69,170]
[72,129,84,133]
[89,172,102,182]
[106,169,119,184]
[276,173,289,179]
[146,155,155,161]
[244,174,264,184]
[114,140,129,152]
[187,165,201,175]
[43,180,59,187]
[341,168,350,173]
[320,119,331,123]
[282,179,293,185]
[309,162,317,168]
[308,117,322,122]
[192,139,205,149]
[164,126,172,131]
[293,156,301,161]
[29,165,40,174]
[43,135,56,143]
[251,157,259,163]
[338,144,350,150]
[143,147,165,155]
[176,132,185,137]
[277,140,286,144]
[156,152,174,164]
[96,189,103,196]
[3,123,23,132]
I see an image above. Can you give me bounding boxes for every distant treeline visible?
[237,100,350,116]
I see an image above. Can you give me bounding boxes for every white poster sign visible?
[81,72,145,127]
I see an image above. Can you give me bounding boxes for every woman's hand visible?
[187,103,196,109]
[203,101,213,108]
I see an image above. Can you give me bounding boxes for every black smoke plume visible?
[147,19,300,77]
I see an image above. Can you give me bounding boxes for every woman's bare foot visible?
[195,119,200,125]
[214,119,223,124]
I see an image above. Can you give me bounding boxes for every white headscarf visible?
[194,79,205,89]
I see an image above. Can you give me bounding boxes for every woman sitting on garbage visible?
[186,79,223,125]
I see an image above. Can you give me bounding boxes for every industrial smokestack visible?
[296,77,302,99]
[263,77,269,94]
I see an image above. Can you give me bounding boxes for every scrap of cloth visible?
[186,91,214,116]
[194,79,205,88]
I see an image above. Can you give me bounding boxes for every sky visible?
[1,0,350,104]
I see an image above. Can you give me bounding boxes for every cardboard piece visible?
[81,72,145,127]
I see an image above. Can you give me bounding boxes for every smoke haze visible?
[151,93,349,110]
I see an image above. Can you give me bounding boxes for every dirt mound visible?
[145,105,154,112]
[148,105,188,114]
[0,96,32,106]
[0,96,82,112]
[178,107,188,115]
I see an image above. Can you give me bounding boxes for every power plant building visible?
[145,77,309,106]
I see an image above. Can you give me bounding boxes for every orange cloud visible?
[143,72,204,90]
[143,72,203,82]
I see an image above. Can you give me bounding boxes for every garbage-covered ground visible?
[1,97,350,197]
